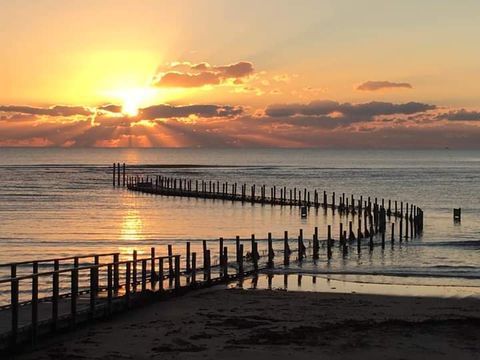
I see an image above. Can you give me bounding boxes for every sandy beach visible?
[13,286,480,360]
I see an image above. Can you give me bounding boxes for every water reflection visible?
[233,274,480,298]
[121,209,144,242]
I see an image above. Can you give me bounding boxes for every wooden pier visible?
[0,163,426,353]
[118,162,424,235]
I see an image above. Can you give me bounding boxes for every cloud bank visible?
[1,100,479,148]
[357,81,413,91]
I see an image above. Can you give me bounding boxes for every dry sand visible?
[13,287,480,360]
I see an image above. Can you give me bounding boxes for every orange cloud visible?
[153,61,254,88]
[357,81,413,91]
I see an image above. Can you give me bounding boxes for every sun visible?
[103,87,158,117]
[123,97,141,117]
[103,86,186,118]
[119,88,158,117]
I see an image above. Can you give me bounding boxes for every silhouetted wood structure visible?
[0,164,428,353]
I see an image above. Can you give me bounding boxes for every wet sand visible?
[14,287,480,360]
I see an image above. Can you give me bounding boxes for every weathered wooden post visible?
[236,235,240,263]
[29,261,39,343]
[112,163,116,187]
[203,240,207,269]
[52,259,59,331]
[191,252,197,285]
[158,258,164,291]
[150,247,156,282]
[132,250,137,290]
[89,267,96,319]
[327,225,332,259]
[313,226,319,259]
[141,259,147,291]
[223,246,228,279]
[186,242,191,272]
[113,253,120,291]
[267,232,274,268]
[117,162,121,187]
[219,237,224,265]
[174,256,180,289]
[168,245,174,278]
[206,250,211,282]
[298,229,305,260]
[122,163,126,187]
[284,231,290,265]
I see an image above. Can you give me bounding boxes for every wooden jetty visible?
[117,162,424,235]
[0,163,426,353]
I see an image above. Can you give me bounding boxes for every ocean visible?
[0,148,479,302]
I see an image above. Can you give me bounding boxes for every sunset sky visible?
[1,0,480,148]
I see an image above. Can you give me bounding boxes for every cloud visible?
[439,109,480,121]
[0,105,93,116]
[2,99,479,149]
[139,104,243,119]
[265,100,434,118]
[98,104,123,113]
[153,61,254,88]
[154,71,220,88]
[357,81,413,91]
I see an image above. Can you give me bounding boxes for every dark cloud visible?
[439,109,480,121]
[266,100,435,118]
[153,61,254,88]
[139,104,243,119]
[98,104,123,113]
[357,81,413,91]
[0,105,93,117]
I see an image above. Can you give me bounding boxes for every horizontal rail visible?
[0,255,180,284]
[0,252,120,267]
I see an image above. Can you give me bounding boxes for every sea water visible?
[0,148,479,302]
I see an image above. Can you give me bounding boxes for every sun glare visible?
[120,88,158,117]
[104,87,158,117]
[123,97,140,117]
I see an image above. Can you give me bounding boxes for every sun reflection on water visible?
[121,209,144,240]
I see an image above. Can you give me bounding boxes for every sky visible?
[1,0,480,148]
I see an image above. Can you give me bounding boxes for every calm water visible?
[0,148,479,292]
